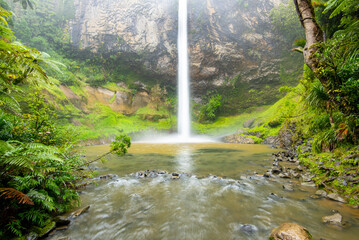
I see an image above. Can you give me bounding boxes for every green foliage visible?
[0,91,86,238]
[198,94,222,123]
[110,134,131,156]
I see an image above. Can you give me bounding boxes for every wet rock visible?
[271,167,282,175]
[56,225,69,231]
[99,174,118,180]
[263,172,272,178]
[263,136,280,146]
[71,205,90,218]
[37,221,56,238]
[171,173,180,180]
[301,174,314,182]
[147,171,158,178]
[54,216,71,227]
[327,193,347,203]
[278,173,290,178]
[283,184,294,191]
[25,233,38,240]
[158,170,167,174]
[315,190,327,198]
[322,213,343,226]
[269,222,312,240]
[300,182,316,187]
[240,224,258,235]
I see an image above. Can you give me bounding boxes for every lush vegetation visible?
[235,0,359,206]
[0,2,132,238]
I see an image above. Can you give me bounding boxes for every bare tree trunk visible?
[293,0,324,75]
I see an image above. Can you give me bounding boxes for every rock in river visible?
[269,222,312,240]
[240,224,258,235]
[327,193,347,203]
[322,213,343,226]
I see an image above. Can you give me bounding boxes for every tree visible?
[294,0,359,141]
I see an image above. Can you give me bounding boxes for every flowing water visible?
[50,143,359,240]
[177,0,191,140]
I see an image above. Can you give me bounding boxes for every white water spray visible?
[177,0,191,139]
[137,0,215,143]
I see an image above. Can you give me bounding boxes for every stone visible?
[322,213,343,226]
[271,167,282,175]
[327,193,347,203]
[301,174,314,182]
[269,222,313,240]
[240,224,258,235]
[283,184,294,191]
[71,205,90,218]
[223,134,255,144]
[315,190,327,198]
[54,216,71,227]
[278,173,290,178]
[300,182,316,187]
[264,172,272,178]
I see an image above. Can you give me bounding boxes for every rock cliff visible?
[68,0,298,99]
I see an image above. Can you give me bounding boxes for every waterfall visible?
[139,0,215,143]
[177,0,191,139]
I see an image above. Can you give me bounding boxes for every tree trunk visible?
[293,0,324,75]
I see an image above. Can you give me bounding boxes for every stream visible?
[51,143,359,239]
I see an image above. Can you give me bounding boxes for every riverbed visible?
[50,143,359,239]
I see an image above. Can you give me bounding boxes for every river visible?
[50,143,359,239]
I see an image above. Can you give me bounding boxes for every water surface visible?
[51,143,359,240]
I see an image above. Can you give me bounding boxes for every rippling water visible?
[50,143,359,240]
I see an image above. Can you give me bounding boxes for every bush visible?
[198,95,222,123]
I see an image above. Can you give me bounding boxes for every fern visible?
[0,188,34,205]
[6,220,23,237]
[18,209,48,226]
[27,189,55,212]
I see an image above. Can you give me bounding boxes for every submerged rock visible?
[240,224,258,235]
[269,223,313,240]
[322,213,343,226]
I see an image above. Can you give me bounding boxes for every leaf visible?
[0,187,34,205]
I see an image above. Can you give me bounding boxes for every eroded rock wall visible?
[69,0,296,97]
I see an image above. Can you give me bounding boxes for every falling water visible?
[177,0,191,139]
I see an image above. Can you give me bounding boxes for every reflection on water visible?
[176,146,192,173]
[51,143,359,240]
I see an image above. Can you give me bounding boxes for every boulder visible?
[269,223,312,240]
[322,213,343,226]
[315,190,327,198]
[327,193,347,203]
[283,184,294,191]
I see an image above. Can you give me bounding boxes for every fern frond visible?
[27,189,55,211]
[0,187,34,205]
[18,209,48,226]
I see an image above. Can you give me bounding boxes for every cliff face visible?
[69,0,296,97]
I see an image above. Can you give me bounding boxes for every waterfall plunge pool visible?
[50,143,359,240]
